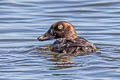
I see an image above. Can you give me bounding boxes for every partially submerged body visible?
[51,37,96,56]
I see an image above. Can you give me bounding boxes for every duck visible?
[38,21,97,56]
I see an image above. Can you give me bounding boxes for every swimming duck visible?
[38,21,96,56]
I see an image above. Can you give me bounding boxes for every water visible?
[0,0,120,80]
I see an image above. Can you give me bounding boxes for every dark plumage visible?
[38,21,97,56]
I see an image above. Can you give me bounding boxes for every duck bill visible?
[38,32,54,41]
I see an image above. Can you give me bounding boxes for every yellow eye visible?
[58,25,63,30]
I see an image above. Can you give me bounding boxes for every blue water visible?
[0,0,120,80]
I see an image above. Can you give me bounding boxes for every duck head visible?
[38,21,77,41]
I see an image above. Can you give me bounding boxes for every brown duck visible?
[38,21,96,56]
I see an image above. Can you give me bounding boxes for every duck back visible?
[50,37,97,56]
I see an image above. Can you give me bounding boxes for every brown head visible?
[38,21,77,41]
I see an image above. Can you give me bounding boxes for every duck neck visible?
[65,33,78,39]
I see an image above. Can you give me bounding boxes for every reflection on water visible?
[0,0,120,80]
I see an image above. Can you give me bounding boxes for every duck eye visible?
[58,25,63,30]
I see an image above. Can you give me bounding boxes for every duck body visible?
[38,21,96,55]
[51,37,96,56]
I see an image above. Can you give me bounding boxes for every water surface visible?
[0,0,120,80]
